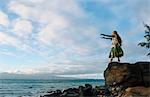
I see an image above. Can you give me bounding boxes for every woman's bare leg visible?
[118,57,120,62]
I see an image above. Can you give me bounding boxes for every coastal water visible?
[0,79,104,97]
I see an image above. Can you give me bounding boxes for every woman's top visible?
[112,36,119,48]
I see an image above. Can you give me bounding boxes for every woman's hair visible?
[113,31,122,46]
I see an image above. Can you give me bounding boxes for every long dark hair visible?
[114,31,122,46]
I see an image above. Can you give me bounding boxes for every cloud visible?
[11,19,33,38]
[0,32,20,46]
[28,0,46,3]
[58,73,103,79]
[8,0,100,58]
[10,60,106,78]
[8,0,92,56]
[0,10,9,26]
[38,15,69,44]
[8,1,30,19]
[0,32,33,53]
[0,50,15,56]
[8,0,85,22]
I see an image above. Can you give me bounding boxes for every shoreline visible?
[41,84,106,97]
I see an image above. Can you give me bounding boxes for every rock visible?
[55,89,62,94]
[43,89,62,97]
[135,62,150,86]
[47,90,54,93]
[61,88,79,97]
[121,86,150,97]
[82,84,93,96]
[104,62,150,88]
[104,61,150,97]
[94,86,110,96]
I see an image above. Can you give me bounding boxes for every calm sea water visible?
[0,79,104,97]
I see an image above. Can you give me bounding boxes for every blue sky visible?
[0,0,149,79]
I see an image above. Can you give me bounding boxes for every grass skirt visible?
[109,44,124,58]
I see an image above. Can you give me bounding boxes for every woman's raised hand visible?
[100,33,105,36]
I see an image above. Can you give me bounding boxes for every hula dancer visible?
[100,31,124,63]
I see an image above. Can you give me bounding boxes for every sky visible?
[0,0,150,79]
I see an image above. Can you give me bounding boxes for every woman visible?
[101,31,124,63]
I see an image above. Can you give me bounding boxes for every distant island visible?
[0,73,76,80]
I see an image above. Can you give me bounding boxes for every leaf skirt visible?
[109,45,124,58]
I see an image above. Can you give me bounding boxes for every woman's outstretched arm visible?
[101,37,112,40]
[100,34,114,37]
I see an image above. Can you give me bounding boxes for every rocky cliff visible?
[104,62,150,97]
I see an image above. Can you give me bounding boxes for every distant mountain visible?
[0,72,75,79]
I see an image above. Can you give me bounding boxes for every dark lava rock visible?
[43,89,62,97]
[104,61,150,97]
[61,88,79,97]
[104,62,150,88]
[42,84,107,97]
[121,86,150,97]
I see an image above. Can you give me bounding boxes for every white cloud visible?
[12,60,105,77]
[0,32,33,53]
[8,0,92,58]
[0,50,15,56]
[8,0,85,23]
[38,15,68,44]
[9,1,30,19]
[0,32,19,46]
[28,0,46,3]
[11,19,33,38]
[0,10,9,26]
[58,73,103,79]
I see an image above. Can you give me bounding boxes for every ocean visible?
[0,79,104,97]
